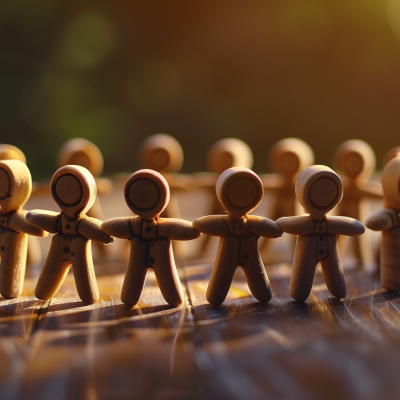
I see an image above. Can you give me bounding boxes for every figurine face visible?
[148,147,171,171]
[381,157,400,210]
[0,168,11,199]
[216,167,263,219]
[207,138,253,173]
[334,140,375,180]
[51,165,96,218]
[269,138,314,179]
[58,138,104,177]
[0,160,31,213]
[124,169,170,220]
[139,134,183,173]
[67,151,92,172]
[295,165,343,220]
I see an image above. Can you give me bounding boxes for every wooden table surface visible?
[0,180,397,400]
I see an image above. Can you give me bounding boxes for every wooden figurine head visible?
[216,167,263,220]
[0,159,32,213]
[269,138,314,181]
[139,134,183,173]
[206,138,253,173]
[0,144,26,164]
[381,156,400,210]
[383,146,400,167]
[334,139,376,181]
[51,165,97,219]
[124,169,170,220]
[295,165,343,220]
[58,138,104,177]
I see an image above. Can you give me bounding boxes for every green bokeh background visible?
[1,0,400,179]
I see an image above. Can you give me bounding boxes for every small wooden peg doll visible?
[0,144,42,266]
[276,166,365,303]
[139,134,194,259]
[333,140,383,268]
[193,167,283,306]
[365,157,400,291]
[27,165,113,303]
[0,160,47,298]
[58,138,112,257]
[259,138,314,256]
[101,169,200,307]
[195,138,254,254]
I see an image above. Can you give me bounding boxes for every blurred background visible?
[1,0,400,179]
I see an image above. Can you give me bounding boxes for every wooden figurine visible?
[26,165,114,303]
[58,138,112,257]
[139,133,194,260]
[0,160,47,298]
[365,157,400,291]
[101,169,200,307]
[0,144,42,266]
[195,138,254,255]
[193,167,283,306]
[259,138,314,257]
[276,165,365,302]
[333,140,383,268]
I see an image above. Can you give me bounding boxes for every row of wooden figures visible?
[1,158,400,307]
[2,136,398,267]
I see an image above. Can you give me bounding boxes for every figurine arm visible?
[326,216,365,236]
[359,181,383,199]
[275,215,315,235]
[192,215,228,236]
[9,210,48,237]
[166,173,196,190]
[157,218,201,240]
[365,210,394,231]
[78,216,114,244]
[95,177,113,194]
[246,215,283,238]
[26,210,60,234]
[101,217,135,239]
[259,174,282,190]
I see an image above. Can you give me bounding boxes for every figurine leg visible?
[241,258,272,303]
[0,231,28,299]
[35,236,71,300]
[71,238,99,304]
[240,236,272,302]
[206,237,238,306]
[290,236,318,302]
[153,243,183,306]
[121,238,149,306]
[320,237,347,299]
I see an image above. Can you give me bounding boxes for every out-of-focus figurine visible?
[0,160,47,298]
[366,157,400,291]
[259,138,314,261]
[102,169,200,307]
[0,144,42,266]
[27,165,113,303]
[139,134,194,260]
[333,140,382,269]
[193,167,282,306]
[276,166,365,302]
[58,138,112,258]
[194,138,253,255]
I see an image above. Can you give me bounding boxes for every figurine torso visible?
[129,217,173,269]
